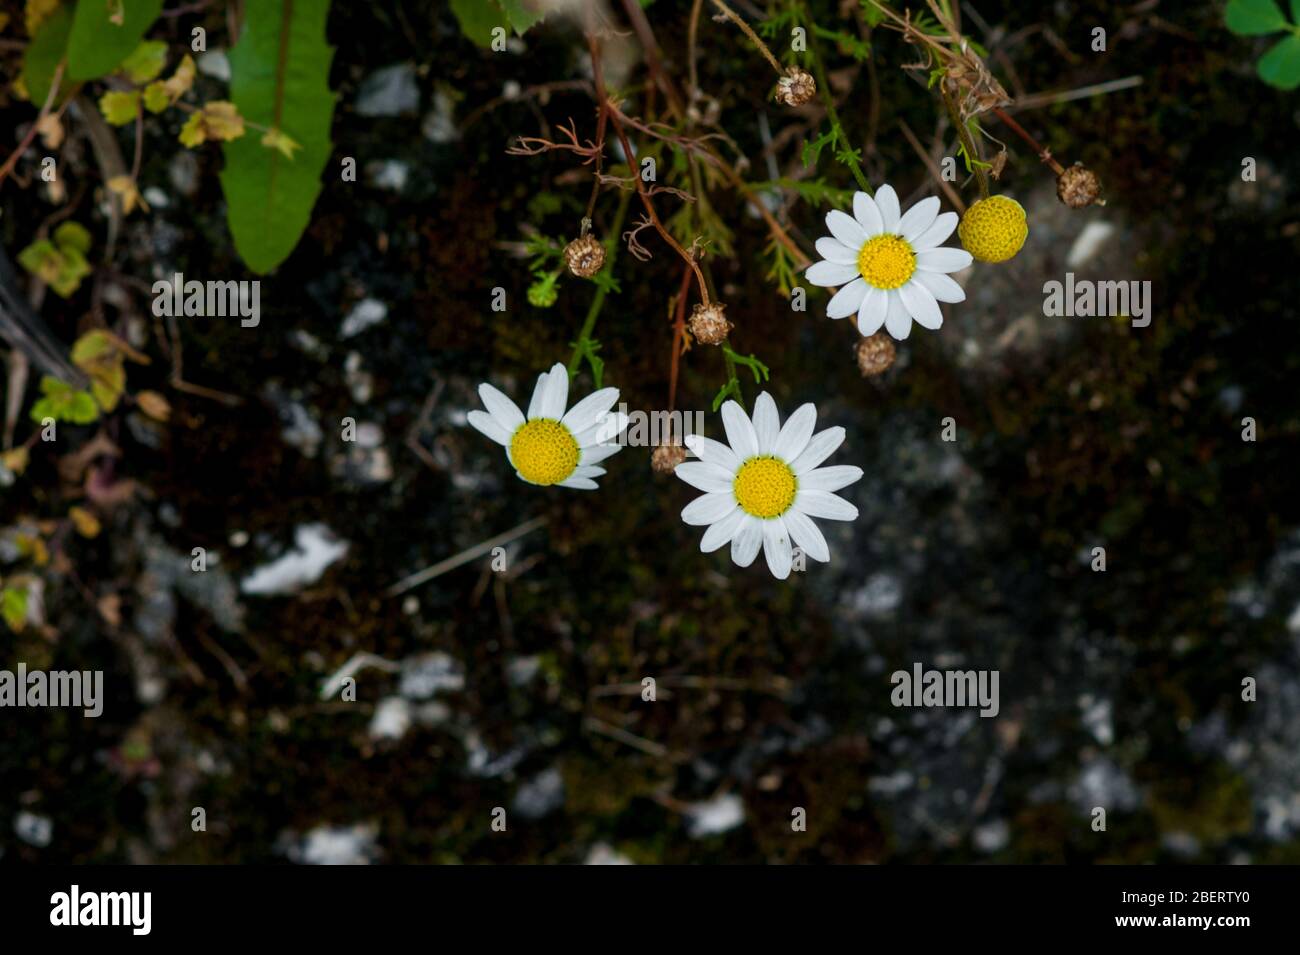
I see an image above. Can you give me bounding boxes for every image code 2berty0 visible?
[0,0,1299,918]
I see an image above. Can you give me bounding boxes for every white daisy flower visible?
[675,393,863,579]
[804,184,973,341]
[467,362,627,489]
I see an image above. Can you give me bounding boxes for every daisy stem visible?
[942,82,989,200]
[801,4,872,195]
[708,0,785,76]
[990,106,1066,176]
[567,187,632,379]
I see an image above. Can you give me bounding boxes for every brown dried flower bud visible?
[651,441,688,474]
[855,332,896,377]
[775,66,816,107]
[564,234,606,277]
[1056,164,1103,209]
[689,302,732,346]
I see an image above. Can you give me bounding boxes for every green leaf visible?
[30,377,99,424]
[21,4,73,106]
[499,0,546,34]
[219,0,336,274]
[450,0,510,47]
[99,88,141,125]
[1226,0,1289,35]
[119,39,168,82]
[67,0,163,81]
[1,587,28,633]
[54,221,92,254]
[1258,32,1300,88]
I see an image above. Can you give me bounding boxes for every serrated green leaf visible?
[1258,32,1300,87]
[1226,0,1289,35]
[21,4,73,105]
[67,0,163,81]
[499,0,545,34]
[219,0,336,274]
[99,88,141,125]
[451,0,510,47]
[54,221,91,254]
[1,587,28,632]
[119,39,167,82]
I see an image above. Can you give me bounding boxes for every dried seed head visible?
[1056,164,1103,209]
[564,234,606,278]
[775,66,816,107]
[689,302,732,346]
[855,332,896,377]
[651,441,688,474]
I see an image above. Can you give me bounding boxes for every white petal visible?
[857,286,888,337]
[826,278,868,320]
[853,192,884,237]
[916,247,973,274]
[579,443,621,465]
[913,269,966,304]
[874,184,901,232]
[912,211,958,250]
[751,392,780,454]
[684,435,740,472]
[794,489,859,521]
[898,196,939,243]
[561,387,620,433]
[682,492,737,526]
[700,508,746,553]
[773,403,816,461]
[478,383,525,432]
[527,371,549,419]
[884,290,912,340]
[731,515,763,567]
[805,260,860,287]
[674,461,734,493]
[783,508,830,563]
[825,209,867,249]
[468,410,512,446]
[899,281,943,330]
[762,518,793,579]
[721,400,759,460]
[799,464,864,492]
[558,477,599,490]
[539,362,569,419]
[790,426,845,474]
[573,465,606,479]
[575,411,627,446]
[815,237,857,264]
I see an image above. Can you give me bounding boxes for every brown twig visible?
[990,106,1065,176]
[0,62,65,190]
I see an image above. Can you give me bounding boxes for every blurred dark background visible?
[2,0,1299,863]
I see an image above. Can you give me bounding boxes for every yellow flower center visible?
[957,195,1028,263]
[510,419,579,485]
[857,234,916,290]
[733,456,797,519]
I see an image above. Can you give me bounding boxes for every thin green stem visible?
[567,188,632,378]
[801,2,871,195]
[942,82,989,199]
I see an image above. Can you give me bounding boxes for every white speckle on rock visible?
[512,767,565,819]
[973,818,1009,853]
[14,811,52,847]
[1066,221,1115,269]
[355,62,420,117]
[399,652,465,699]
[291,822,379,865]
[241,524,349,596]
[196,50,231,82]
[585,842,634,864]
[684,793,745,838]
[365,160,409,192]
[341,298,387,338]
[369,696,412,741]
[143,186,169,208]
[422,89,459,143]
